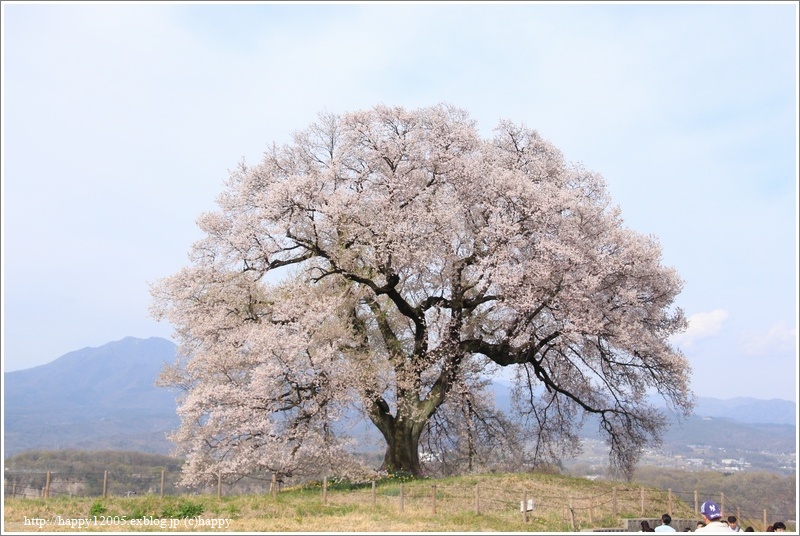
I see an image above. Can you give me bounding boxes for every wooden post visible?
[431,485,437,515]
[103,470,108,498]
[399,483,404,513]
[44,471,51,499]
[612,487,618,518]
[640,487,645,515]
[668,488,673,516]
[720,492,725,517]
[217,472,222,498]
[271,473,277,497]
[160,470,165,498]
[763,509,768,530]
[474,483,480,515]
[371,481,376,507]
[323,476,328,506]
[522,489,528,523]
[694,490,699,515]
[569,495,576,530]
[589,494,594,525]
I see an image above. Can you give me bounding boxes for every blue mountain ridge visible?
[3,337,796,458]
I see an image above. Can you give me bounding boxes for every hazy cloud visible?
[671,309,730,348]
[744,322,797,357]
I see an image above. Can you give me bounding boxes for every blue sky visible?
[2,2,797,402]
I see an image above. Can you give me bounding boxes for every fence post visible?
[44,471,51,499]
[668,488,673,516]
[103,470,108,498]
[323,476,328,506]
[271,473,277,497]
[399,483,404,513]
[371,481,376,507]
[694,490,698,514]
[474,483,480,515]
[217,472,222,498]
[612,487,618,518]
[569,495,576,530]
[763,509,768,530]
[640,487,645,515]
[431,484,437,515]
[522,489,528,523]
[720,492,725,517]
[160,470,165,498]
[589,494,594,525]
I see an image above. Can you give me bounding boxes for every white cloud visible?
[671,309,730,348]
[744,322,797,357]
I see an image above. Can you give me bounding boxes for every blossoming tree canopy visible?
[150,103,692,483]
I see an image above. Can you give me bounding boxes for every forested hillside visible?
[631,466,795,528]
[5,449,183,474]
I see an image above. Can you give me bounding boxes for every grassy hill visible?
[4,471,701,532]
[5,449,795,532]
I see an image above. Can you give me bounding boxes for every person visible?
[743,527,754,532]
[695,500,734,532]
[772,521,786,532]
[696,521,706,530]
[655,513,676,532]
[640,520,655,532]
[765,525,775,532]
[728,516,741,532]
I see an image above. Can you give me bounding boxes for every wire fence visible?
[4,470,796,532]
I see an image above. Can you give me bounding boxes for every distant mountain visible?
[692,396,796,426]
[661,414,796,455]
[3,337,181,457]
[489,380,796,426]
[3,337,796,463]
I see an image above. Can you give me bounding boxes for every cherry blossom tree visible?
[151,103,692,483]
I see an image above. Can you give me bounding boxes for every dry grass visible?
[3,472,694,532]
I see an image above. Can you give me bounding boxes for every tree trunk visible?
[379,416,422,475]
